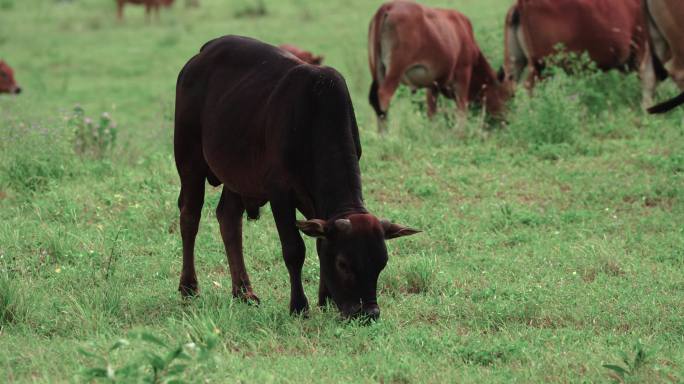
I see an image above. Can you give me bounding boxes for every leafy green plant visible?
[68,106,117,159]
[506,71,581,158]
[79,332,218,383]
[603,342,650,382]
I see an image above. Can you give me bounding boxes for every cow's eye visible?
[336,257,352,275]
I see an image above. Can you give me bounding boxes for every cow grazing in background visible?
[279,44,324,65]
[116,0,174,21]
[368,0,510,134]
[0,61,21,94]
[644,0,684,114]
[503,0,657,107]
[175,35,420,320]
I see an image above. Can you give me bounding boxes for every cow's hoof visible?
[234,290,260,306]
[179,282,199,298]
[290,297,309,316]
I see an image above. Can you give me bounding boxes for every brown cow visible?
[175,35,420,320]
[645,0,684,114]
[503,0,656,107]
[116,0,173,21]
[0,61,21,94]
[368,1,510,134]
[279,44,324,65]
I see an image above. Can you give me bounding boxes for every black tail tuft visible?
[648,91,684,114]
[368,80,386,119]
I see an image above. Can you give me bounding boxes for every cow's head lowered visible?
[0,61,21,94]
[297,214,420,320]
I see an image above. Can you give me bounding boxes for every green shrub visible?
[69,106,117,159]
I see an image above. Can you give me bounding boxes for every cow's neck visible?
[470,50,507,114]
[309,122,367,220]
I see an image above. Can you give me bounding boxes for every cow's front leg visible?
[217,189,259,304]
[271,194,309,315]
[450,75,470,129]
[426,86,439,119]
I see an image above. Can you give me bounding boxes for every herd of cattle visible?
[2,0,683,320]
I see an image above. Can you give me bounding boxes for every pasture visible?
[1,0,683,382]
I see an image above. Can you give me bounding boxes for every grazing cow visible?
[116,0,174,21]
[0,61,21,94]
[279,44,324,65]
[503,0,657,107]
[644,0,684,114]
[175,35,420,320]
[368,0,510,134]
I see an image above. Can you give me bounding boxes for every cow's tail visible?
[368,5,390,119]
[648,92,684,114]
[642,0,669,82]
[503,2,527,82]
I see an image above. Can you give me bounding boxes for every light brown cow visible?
[116,0,174,21]
[279,44,324,65]
[503,0,656,107]
[645,0,684,113]
[368,0,510,134]
[0,61,21,94]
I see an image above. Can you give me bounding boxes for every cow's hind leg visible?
[270,193,308,315]
[177,173,205,297]
[216,189,259,304]
[640,43,658,110]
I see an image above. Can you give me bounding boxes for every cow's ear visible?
[381,219,421,240]
[296,219,328,238]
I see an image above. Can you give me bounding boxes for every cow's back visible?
[516,0,643,68]
[176,36,306,196]
[373,1,478,83]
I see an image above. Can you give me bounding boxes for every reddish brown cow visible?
[368,1,510,133]
[645,0,684,113]
[503,0,656,107]
[175,36,420,319]
[0,61,21,94]
[279,44,324,65]
[116,0,174,21]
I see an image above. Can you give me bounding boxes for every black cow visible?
[174,35,420,320]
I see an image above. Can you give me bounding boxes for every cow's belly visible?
[401,64,437,88]
[202,142,271,199]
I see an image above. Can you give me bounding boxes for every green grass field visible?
[1,0,683,382]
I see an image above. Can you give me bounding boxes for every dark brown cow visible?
[116,0,173,21]
[0,61,21,94]
[503,0,656,107]
[279,44,324,65]
[645,0,684,113]
[368,1,510,134]
[175,36,420,319]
